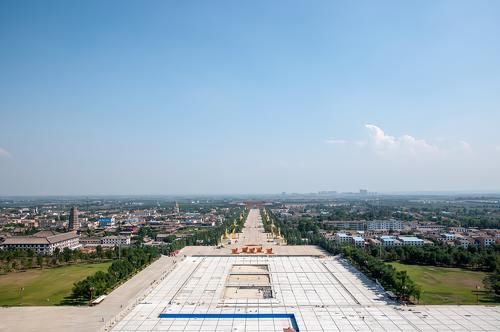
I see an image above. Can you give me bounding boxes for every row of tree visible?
[341,246,421,302]
[484,267,500,296]
[371,245,500,272]
[71,246,160,302]
[156,207,247,254]
[0,246,118,273]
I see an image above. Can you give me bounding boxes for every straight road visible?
[236,208,268,246]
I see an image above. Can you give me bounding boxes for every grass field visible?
[0,262,111,306]
[389,262,494,305]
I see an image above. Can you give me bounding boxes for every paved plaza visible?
[111,209,500,331]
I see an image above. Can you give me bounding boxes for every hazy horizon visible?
[1,1,500,195]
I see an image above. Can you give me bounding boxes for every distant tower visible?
[68,207,80,231]
[174,202,180,214]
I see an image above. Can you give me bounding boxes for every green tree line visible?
[71,246,160,302]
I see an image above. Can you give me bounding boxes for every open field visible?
[0,262,111,306]
[389,262,494,305]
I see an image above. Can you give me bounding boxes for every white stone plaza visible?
[111,209,500,331]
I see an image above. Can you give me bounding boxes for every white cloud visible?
[0,147,11,158]
[325,139,347,145]
[364,124,438,157]
[365,124,397,147]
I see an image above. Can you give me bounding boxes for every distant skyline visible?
[1,1,500,195]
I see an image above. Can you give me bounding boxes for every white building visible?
[380,235,398,246]
[352,236,365,247]
[101,235,131,247]
[367,219,402,231]
[398,236,424,246]
[1,231,80,254]
[335,233,351,244]
[335,233,365,247]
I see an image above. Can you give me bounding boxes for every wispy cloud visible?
[0,147,12,158]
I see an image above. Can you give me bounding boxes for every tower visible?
[68,207,80,231]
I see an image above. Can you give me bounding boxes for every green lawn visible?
[0,262,111,306]
[389,262,493,305]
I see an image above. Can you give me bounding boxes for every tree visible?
[96,245,103,259]
[62,248,73,263]
[484,267,500,296]
[37,255,44,269]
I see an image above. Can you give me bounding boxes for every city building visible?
[98,217,115,228]
[397,236,424,246]
[327,220,366,231]
[352,236,365,246]
[101,235,131,247]
[475,236,496,247]
[335,233,351,244]
[367,219,402,231]
[335,233,365,247]
[1,230,80,254]
[79,237,101,246]
[80,235,131,248]
[441,233,456,241]
[455,236,472,248]
[379,235,399,246]
[326,219,403,232]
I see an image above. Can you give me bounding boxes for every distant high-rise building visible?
[359,189,368,195]
[68,207,80,231]
[174,202,180,214]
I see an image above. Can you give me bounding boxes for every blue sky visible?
[1,1,499,195]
